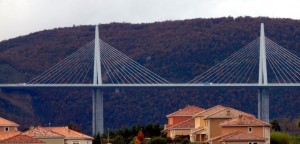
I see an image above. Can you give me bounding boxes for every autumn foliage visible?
[135,130,144,144]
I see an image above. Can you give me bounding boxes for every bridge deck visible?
[0,83,299,89]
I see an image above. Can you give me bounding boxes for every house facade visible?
[166,118,194,139]
[0,117,19,133]
[212,115,271,144]
[22,126,65,144]
[202,107,255,141]
[22,126,93,144]
[0,117,21,141]
[0,116,93,144]
[164,105,270,144]
[47,126,93,144]
[164,105,205,138]
[191,105,255,143]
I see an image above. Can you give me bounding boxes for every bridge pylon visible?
[258,23,269,122]
[92,25,104,135]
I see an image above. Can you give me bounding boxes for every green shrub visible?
[290,134,300,144]
[182,138,189,144]
[112,135,126,144]
[271,132,290,144]
[148,137,167,144]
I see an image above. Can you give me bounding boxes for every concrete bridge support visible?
[258,88,269,122]
[92,89,103,135]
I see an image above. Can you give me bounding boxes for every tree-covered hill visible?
[0,17,299,134]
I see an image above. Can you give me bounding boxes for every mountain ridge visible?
[0,16,299,134]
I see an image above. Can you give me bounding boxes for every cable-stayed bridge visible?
[0,23,299,135]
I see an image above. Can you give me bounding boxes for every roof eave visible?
[220,124,271,127]
[222,139,266,142]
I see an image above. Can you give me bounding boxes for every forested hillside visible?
[0,17,299,134]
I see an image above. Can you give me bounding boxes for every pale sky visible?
[0,0,300,41]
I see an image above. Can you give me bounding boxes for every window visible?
[4,127,9,132]
[226,110,230,116]
[73,141,79,144]
[248,142,258,144]
[248,127,252,133]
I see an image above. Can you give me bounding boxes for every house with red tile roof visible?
[0,117,93,144]
[191,105,230,142]
[211,115,271,144]
[163,105,205,138]
[190,105,256,143]
[0,117,19,133]
[0,134,45,144]
[46,126,93,144]
[164,105,270,143]
[193,105,226,130]
[164,118,195,139]
[202,107,255,141]
[0,117,21,141]
[22,126,93,144]
[22,126,65,144]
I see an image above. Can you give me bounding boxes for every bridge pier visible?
[92,89,103,135]
[257,88,269,122]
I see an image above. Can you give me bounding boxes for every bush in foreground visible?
[148,137,167,144]
[271,132,290,144]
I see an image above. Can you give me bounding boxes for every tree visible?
[137,130,145,142]
[282,118,291,132]
[112,135,126,144]
[270,119,281,132]
[134,138,140,144]
[93,133,101,144]
[67,123,81,132]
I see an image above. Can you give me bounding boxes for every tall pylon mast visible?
[258,23,268,85]
[258,23,269,122]
[92,25,104,135]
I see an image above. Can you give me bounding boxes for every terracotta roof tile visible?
[0,117,19,127]
[220,115,271,126]
[166,118,195,130]
[167,105,205,117]
[209,131,266,142]
[0,132,21,141]
[0,134,45,143]
[193,105,226,117]
[22,126,64,138]
[209,131,237,142]
[204,107,255,119]
[191,127,205,134]
[46,127,93,139]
